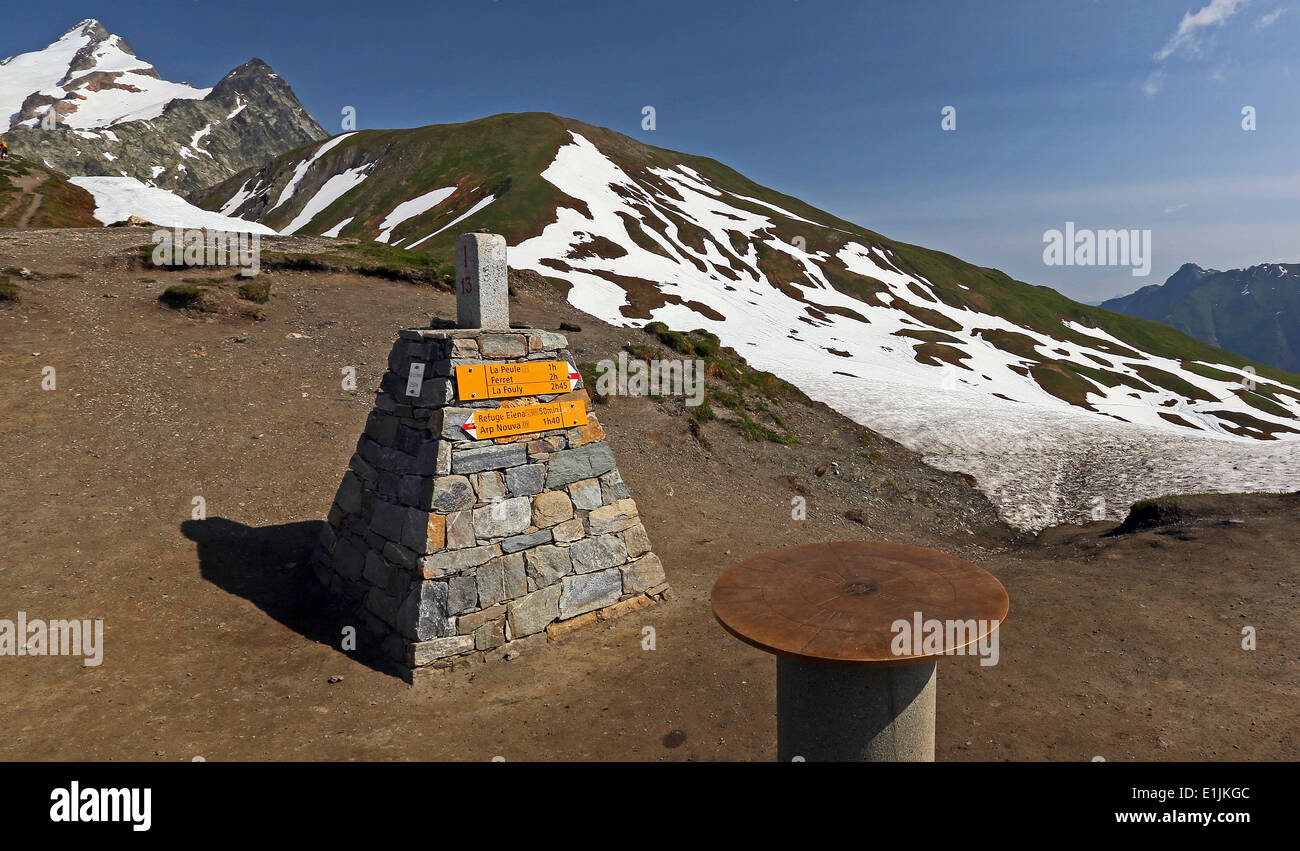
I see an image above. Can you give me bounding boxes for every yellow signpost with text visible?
[455,361,579,400]
[460,400,588,440]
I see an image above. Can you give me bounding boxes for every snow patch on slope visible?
[269,132,355,212]
[70,176,277,233]
[510,131,1300,529]
[282,164,375,235]
[375,186,457,243]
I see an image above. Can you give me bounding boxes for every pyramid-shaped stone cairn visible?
[311,234,668,681]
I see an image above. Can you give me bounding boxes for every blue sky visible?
[5,0,1299,301]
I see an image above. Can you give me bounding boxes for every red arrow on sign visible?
[461,412,478,438]
[567,361,580,391]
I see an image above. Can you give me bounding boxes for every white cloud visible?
[1143,69,1167,95]
[1256,7,1286,27]
[1154,0,1249,61]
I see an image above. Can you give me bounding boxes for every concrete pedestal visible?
[776,657,936,762]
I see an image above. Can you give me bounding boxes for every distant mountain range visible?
[0,19,325,194]
[195,112,1300,440]
[1102,262,1300,373]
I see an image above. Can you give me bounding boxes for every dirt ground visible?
[1,228,1295,761]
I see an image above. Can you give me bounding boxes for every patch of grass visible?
[237,279,272,304]
[181,277,226,285]
[577,362,608,403]
[710,387,744,411]
[624,343,660,362]
[644,321,697,356]
[160,284,206,307]
[737,413,798,444]
[690,399,716,423]
[0,275,18,302]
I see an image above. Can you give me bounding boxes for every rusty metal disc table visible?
[711,540,1009,761]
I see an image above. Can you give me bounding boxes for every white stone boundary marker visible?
[455,232,509,329]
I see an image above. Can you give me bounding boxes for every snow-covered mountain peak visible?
[0,19,209,130]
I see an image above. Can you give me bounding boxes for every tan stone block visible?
[531,490,573,527]
[554,389,590,405]
[426,513,447,551]
[567,416,605,447]
[596,594,656,621]
[545,610,600,640]
[622,522,651,558]
[456,603,507,635]
[552,517,586,543]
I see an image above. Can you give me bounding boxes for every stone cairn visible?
[311,233,668,681]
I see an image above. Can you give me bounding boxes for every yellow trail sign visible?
[460,400,588,440]
[455,361,579,400]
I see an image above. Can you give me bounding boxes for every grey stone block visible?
[365,587,402,627]
[418,377,453,406]
[418,544,499,579]
[587,498,639,535]
[473,496,532,540]
[410,634,475,666]
[448,574,478,615]
[363,551,391,587]
[622,522,652,558]
[377,471,401,500]
[559,568,623,619]
[382,541,418,572]
[453,442,528,474]
[500,528,553,553]
[506,584,562,638]
[622,553,666,593]
[438,407,478,441]
[503,551,528,598]
[505,463,545,497]
[479,334,528,358]
[546,442,616,488]
[397,580,452,640]
[446,510,475,549]
[474,619,507,651]
[333,539,365,581]
[524,544,572,587]
[599,468,630,502]
[455,232,509,329]
[570,533,629,574]
[476,556,506,608]
[369,499,406,542]
[398,474,435,508]
[400,508,439,554]
[364,412,399,446]
[471,471,506,504]
[539,331,568,350]
[335,471,364,515]
[568,477,603,511]
[431,476,474,512]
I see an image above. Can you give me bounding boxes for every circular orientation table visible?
[711,540,1008,761]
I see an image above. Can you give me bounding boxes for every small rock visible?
[328,676,343,684]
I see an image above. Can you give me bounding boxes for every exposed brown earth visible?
[0,228,1294,761]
